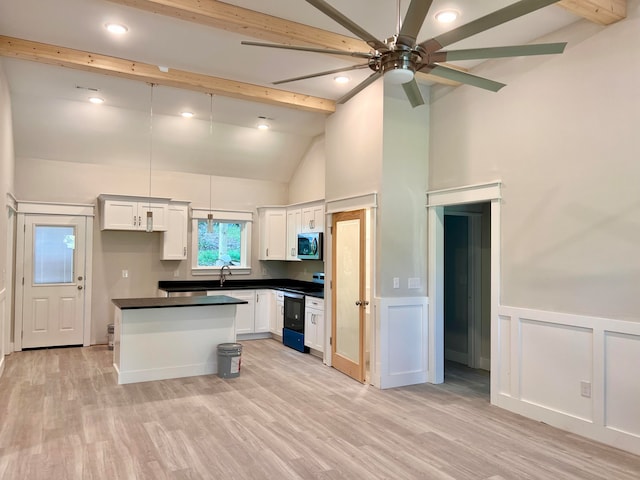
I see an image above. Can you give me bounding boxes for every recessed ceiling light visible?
[105,23,128,34]
[181,111,194,118]
[435,10,459,23]
[89,96,104,104]
[257,117,270,130]
[334,75,350,84]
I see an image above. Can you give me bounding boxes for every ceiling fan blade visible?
[431,42,567,62]
[306,0,388,51]
[273,64,370,85]
[337,72,382,104]
[397,0,434,47]
[241,41,372,59]
[402,79,425,108]
[426,65,506,92]
[419,0,560,53]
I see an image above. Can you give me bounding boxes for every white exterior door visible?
[21,215,87,348]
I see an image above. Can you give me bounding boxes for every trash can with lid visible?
[217,343,242,378]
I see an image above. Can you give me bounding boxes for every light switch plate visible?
[393,277,399,289]
[580,381,592,398]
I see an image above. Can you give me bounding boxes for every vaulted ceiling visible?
[0,0,626,182]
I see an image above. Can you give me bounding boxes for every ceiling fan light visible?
[435,10,459,24]
[181,111,194,118]
[88,96,104,104]
[385,68,414,85]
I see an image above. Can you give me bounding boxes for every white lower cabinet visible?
[208,289,276,336]
[271,291,284,336]
[254,290,273,334]
[304,296,324,352]
[208,290,255,335]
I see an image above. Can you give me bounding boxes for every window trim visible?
[191,209,253,275]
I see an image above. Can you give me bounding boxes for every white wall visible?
[288,135,326,205]
[15,157,289,344]
[379,87,429,298]
[0,60,16,369]
[325,80,384,202]
[430,4,640,322]
[430,2,640,454]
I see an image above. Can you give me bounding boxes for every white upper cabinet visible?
[161,201,190,260]
[99,195,169,231]
[286,207,302,261]
[258,207,286,260]
[301,203,325,233]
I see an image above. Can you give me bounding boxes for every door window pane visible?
[34,226,75,284]
[336,218,360,362]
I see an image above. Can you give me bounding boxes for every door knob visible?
[77,285,83,290]
[355,300,362,306]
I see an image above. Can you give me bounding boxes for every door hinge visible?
[329,336,332,346]
[22,277,24,285]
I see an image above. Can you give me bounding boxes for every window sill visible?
[191,267,251,276]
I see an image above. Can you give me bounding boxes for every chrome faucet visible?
[220,264,232,287]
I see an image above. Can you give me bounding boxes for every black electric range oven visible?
[282,291,309,353]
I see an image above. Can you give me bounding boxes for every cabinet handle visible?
[133,216,137,226]
[183,247,187,256]
[266,248,269,257]
[139,216,142,226]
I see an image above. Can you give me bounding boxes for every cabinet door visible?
[254,290,273,333]
[231,291,256,335]
[161,203,188,260]
[286,208,302,261]
[273,292,284,335]
[259,208,286,260]
[101,200,138,230]
[140,202,169,231]
[313,309,324,352]
[301,204,325,232]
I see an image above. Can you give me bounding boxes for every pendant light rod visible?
[207,93,214,233]
[146,83,155,232]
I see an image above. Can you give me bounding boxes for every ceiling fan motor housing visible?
[379,48,421,84]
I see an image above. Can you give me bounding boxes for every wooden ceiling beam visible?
[106,0,367,52]
[0,35,336,114]
[557,0,626,25]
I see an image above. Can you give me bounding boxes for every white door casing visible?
[14,202,94,351]
[426,182,501,405]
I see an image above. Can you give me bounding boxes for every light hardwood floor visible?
[0,339,638,479]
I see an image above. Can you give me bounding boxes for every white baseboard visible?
[116,361,217,385]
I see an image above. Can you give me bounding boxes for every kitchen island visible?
[112,295,247,385]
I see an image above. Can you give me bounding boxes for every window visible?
[191,209,252,275]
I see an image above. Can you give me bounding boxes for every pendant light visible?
[207,93,214,233]
[146,83,155,232]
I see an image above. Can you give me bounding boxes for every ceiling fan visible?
[242,0,567,108]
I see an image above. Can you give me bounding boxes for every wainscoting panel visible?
[520,320,593,421]
[496,306,640,455]
[376,297,428,389]
[605,332,640,437]
[0,288,5,377]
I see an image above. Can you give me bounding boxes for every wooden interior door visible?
[331,210,366,383]
[22,215,86,348]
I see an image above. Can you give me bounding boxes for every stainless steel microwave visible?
[297,232,323,260]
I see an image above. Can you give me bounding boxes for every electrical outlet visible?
[580,381,592,398]
[408,277,421,289]
[393,277,399,289]
[122,269,128,278]
[173,269,180,278]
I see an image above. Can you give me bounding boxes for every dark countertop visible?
[158,278,325,299]
[113,295,249,310]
